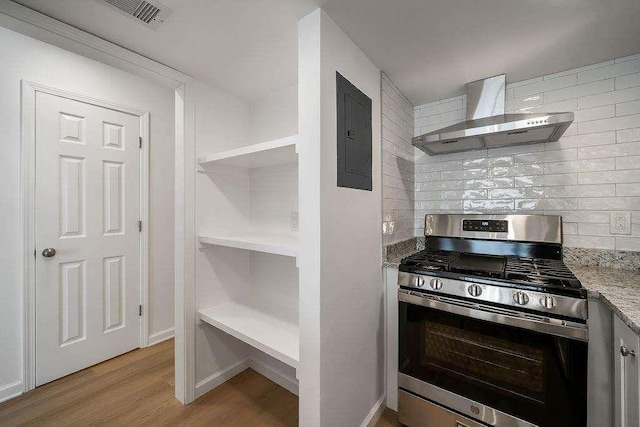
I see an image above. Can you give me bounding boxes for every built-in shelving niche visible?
[196,135,300,378]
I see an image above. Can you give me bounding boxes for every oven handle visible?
[399,289,588,342]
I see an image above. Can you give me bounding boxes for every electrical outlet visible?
[290,212,299,232]
[610,212,631,235]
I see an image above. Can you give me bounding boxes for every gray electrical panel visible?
[336,72,372,191]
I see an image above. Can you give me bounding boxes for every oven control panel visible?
[462,219,508,233]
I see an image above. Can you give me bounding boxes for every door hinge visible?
[139,137,142,149]
[139,305,143,316]
[138,220,142,232]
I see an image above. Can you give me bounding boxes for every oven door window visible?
[399,301,587,426]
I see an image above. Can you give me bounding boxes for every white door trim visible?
[3,1,196,403]
[21,80,150,392]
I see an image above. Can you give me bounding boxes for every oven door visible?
[398,289,587,427]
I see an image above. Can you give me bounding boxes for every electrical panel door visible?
[336,72,372,191]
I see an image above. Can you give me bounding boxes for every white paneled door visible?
[35,92,141,386]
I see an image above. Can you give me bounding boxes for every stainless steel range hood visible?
[412,75,574,156]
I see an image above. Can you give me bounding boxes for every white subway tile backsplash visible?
[382,72,416,243]
[544,79,613,104]
[616,156,640,171]
[441,190,487,200]
[489,187,544,199]
[578,142,640,159]
[521,99,578,115]
[513,74,576,99]
[544,158,614,174]
[616,183,640,196]
[463,158,488,169]
[615,72,640,90]
[579,197,640,210]
[414,114,441,128]
[489,156,514,167]
[564,235,615,249]
[545,184,615,198]
[549,132,616,149]
[464,200,515,211]
[491,164,544,177]
[564,222,578,235]
[578,223,611,236]
[440,109,466,123]
[573,105,615,122]
[616,100,640,117]
[515,149,578,163]
[546,211,610,223]
[616,237,640,251]
[465,178,514,189]
[616,128,640,143]
[409,54,640,249]
[506,94,543,112]
[616,54,640,64]
[506,76,544,89]
[578,86,640,109]
[417,98,464,117]
[546,61,614,79]
[577,114,640,134]
[578,169,640,184]
[515,174,577,187]
[441,169,486,180]
[578,59,640,84]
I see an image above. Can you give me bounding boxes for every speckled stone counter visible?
[569,265,640,334]
[383,238,640,334]
[382,237,421,268]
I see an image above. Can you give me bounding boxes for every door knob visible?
[42,248,56,258]
[620,346,636,357]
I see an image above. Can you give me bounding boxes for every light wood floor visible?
[0,339,399,426]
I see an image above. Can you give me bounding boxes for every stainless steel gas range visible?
[397,214,588,427]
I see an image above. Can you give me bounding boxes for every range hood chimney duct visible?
[412,74,574,156]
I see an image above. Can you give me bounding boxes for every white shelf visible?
[198,135,297,169]
[198,232,298,257]
[199,299,299,369]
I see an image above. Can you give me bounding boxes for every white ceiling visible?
[13,0,640,105]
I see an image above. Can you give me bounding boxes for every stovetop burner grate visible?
[400,249,582,290]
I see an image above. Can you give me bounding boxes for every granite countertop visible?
[383,238,640,334]
[570,265,640,334]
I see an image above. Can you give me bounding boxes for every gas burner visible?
[505,257,581,289]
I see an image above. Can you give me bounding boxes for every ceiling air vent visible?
[96,0,173,30]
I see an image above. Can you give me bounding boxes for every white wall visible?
[0,26,175,397]
[413,53,640,249]
[299,9,384,426]
[249,84,298,144]
[382,73,415,245]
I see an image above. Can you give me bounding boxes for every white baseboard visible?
[0,381,23,403]
[248,358,299,396]
[148,327,175,346]
[361,394,386,427]
[195,359,249,399]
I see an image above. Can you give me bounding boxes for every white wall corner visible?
[194,359,249,399]
[248,358,299,396]
[148,327,175,346]
[0,381,23,404]
[360,394,387,427]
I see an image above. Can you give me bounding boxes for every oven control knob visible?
[412,276,425,287]
[430,278,443,290]
[540,295,558,310]
[467,284,482,297]
[513,291,530,305]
